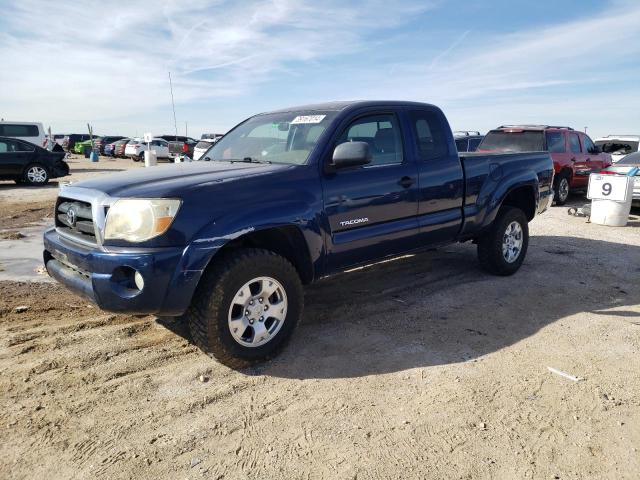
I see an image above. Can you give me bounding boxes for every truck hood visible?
[72,161,293,197]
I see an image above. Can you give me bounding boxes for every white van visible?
[594,135,640,163]
[0,121,46,147]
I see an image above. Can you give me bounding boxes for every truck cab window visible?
[337,114,403,166]
[410,111,448,160]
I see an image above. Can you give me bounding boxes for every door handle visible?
[398,176,414,188]
[570,157,576,162]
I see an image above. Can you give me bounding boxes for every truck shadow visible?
[256,234,640,379]
[158,234,639,379]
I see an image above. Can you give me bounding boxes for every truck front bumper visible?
[43,228,203,316]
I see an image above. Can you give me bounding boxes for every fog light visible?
[134,271,145,291]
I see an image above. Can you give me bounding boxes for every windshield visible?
[595,140,638,155]
[616,152,640,165]
[478,130,544,152]
[201,111,338,165]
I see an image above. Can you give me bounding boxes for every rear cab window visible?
[409,110,449,160]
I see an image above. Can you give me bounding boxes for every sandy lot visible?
[0,158,639,479]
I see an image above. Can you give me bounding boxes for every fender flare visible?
[479,170,540,230]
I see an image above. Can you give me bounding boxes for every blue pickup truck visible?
[43,101,554,366]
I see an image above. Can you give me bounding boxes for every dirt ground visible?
[1,157,639,479]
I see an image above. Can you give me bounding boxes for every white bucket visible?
[590,176,634,226]
[144,150,157,167]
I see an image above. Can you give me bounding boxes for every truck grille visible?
[55,197,97,244]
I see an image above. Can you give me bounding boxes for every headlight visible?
[104,199,181,242]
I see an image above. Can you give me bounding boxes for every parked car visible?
[104,141,118,157]
[594,135,640,164]
[454,131,484,152]
[478,125,612,205]
[599,151,640,206]
[63,134,95,152]
[125,138,170,161]
[53,134,66,146]
[73,138,100,155]
[113,138,132,157]
[193,139,216,160]
[95,136,126,155]
[168,139,198,160]
[43,100,553,366]
[0,121,46,147]
[201,133,224,141]
[158,135,196,143]
[0,136,69,185]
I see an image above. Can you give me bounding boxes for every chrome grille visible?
[56,197,97,244]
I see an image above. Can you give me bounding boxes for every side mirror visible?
[203,156,211,161]
[332,141,372,169]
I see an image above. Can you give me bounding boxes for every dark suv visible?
[95,136,126,155]
[478,125,612,205]
[454,131,484,152]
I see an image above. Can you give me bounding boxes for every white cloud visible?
[0,0,638,137]
[0,0,434,133]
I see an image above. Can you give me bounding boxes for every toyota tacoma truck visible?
[43,101,554,366]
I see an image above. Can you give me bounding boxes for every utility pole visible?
[168,71,178,140]
[185,121,188,137]
[584,126,588,134]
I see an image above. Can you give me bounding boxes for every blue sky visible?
[1,0,638,139]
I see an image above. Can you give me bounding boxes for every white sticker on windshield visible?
[290,115,326,124]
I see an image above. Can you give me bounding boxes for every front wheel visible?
[23,164,50,186]
[477,206,529,276]
[186,248,304,368]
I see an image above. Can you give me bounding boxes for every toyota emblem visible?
[66,208,77,227]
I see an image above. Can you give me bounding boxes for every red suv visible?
[478,125,612,205]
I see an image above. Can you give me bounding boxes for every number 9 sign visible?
[587,174,629,202]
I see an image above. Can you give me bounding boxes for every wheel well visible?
[559,167,572,180]
[214,226,314,284]
[502,186,536,221]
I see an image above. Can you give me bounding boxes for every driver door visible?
[321,111,420,272]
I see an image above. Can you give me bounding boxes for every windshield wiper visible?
[207,157,272,164]
[235,157,272,164]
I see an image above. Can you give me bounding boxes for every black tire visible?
[186,248,304,368]
[553,172,571,206]
[477,206,529,276]
[23,163,50,186]
[135,152,144,162]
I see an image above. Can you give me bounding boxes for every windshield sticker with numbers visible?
[290,115,326,125]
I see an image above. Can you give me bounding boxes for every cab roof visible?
[495,125,575,131]
[264,100,439,114]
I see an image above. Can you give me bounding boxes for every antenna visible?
[168,71,178,141]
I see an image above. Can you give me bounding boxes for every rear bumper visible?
[43,228,203,316]
[51,161,69,178]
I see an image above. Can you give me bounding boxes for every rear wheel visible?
[23,164,50,186]
[186,248,303,368]
[554,173,570,205]
[477,206,529,276]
